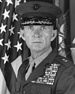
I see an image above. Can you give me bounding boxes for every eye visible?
[41,25,47,30]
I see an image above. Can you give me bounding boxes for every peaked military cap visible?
[15,1,62,25]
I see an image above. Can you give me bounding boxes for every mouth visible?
[32,41,42,43]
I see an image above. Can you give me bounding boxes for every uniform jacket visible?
[3,49,75,94]
[13,49,75,94]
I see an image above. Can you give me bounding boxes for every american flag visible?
[0,0,29,94]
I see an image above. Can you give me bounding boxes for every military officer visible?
[13,0,75,94]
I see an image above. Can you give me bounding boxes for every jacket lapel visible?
[25,49,57,83]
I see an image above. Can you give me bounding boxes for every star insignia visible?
[62,58,68,62]
[2,53,9,64]
[2,9,10,20]
[6,0,13,6]
[5,40,11,50]
[0,23,6,33]
[14,41,22,52]
[0,39,3,46]
[13,13,18,21]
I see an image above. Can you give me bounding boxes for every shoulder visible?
[56,64,75,92]
[54,55,75,77]
[54,55,74,69]
[55,55,75,92]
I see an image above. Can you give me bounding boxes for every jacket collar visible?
[29,47,52,68]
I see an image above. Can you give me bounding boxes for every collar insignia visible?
[33,4,41,10]
[62,58,68,62]
[31,63,60,85]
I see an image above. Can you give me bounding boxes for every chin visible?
[31,46,45,52]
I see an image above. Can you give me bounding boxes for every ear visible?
[51,30,57,42]
[20,28,26,41]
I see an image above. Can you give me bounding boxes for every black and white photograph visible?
[0,0,75,94]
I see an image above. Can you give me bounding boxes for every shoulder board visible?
[54,55,73,68]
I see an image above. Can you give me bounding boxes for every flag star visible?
[18,29,25,40]
[9,26,14,35]
[13,13,18,21]
[5,40,11,50]
[0,0,2,2]
[15,0,21,7]
[6,0,13,6]
[24,0,26,3]
[2,53,9,64]
[0,39,3,46]
[72,38,75,44]
[2,9,10,20]
[14,41,22,52]
[0,23,6,33]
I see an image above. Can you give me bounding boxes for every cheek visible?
[45,37,51,45]
[42,32,52,47]
[24,29,31,40]
[24,31,33,46]
[43,32,52,42]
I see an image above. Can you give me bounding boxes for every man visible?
[11,0,75,94]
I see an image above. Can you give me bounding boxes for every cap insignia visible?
[33,4,40,10]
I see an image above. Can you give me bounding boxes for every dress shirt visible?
[29,47,52,68]
[25,47,52,80]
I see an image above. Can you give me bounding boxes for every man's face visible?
[22,25,56,52]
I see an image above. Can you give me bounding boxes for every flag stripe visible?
[0,69,10,94]
[4,62,17,93]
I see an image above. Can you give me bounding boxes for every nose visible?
[33,26,42,37]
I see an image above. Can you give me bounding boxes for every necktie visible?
[25,62,35,80]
